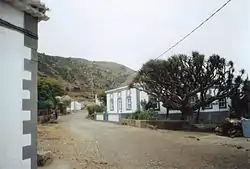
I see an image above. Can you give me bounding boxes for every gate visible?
[103,112,108,121]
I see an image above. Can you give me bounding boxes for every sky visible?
[39,0,250,72]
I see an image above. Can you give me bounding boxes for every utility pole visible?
[91,62,95,103]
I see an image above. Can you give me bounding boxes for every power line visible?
[154,0,233,60]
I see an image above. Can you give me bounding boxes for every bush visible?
[86,104,105,117]
[96,104,105,113]
[38,100,54,109]
[38,77,65,106]
[129,110,157,120]
[215,118,243,138]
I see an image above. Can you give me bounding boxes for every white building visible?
[0,1,48,169]
[67,101,82,112]
[96,85,168,122]
[96,85,231,123]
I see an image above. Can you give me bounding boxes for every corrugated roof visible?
[3,0,49,21]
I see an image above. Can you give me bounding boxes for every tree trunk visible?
[195,110,200,124]
[166,108,169,119]
[181,110,188,120]
[180,107,193,120]
[247,102,250,118]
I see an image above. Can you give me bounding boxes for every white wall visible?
[108,114,120,122]
[140,90,231,115]
[0,2,31,169]
[106,87,138,114]
[107,87,231,116]
[106,92,117,113]
[201,98,231,112]
[139,90,149,102]
[96,114,104,121]
[168,98,231,114]
[69,101,82,111]
[139,91,167,114]
[0,1,24,27]
[122,88,137,113]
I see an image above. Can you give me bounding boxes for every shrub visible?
[129,110,157,120]
[95,104,105,113]
[86,104,105,118]
[38,100,54,109]
[38,77,65,107]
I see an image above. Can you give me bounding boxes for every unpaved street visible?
[38,111,250,169]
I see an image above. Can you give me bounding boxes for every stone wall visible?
[120,119,192,130]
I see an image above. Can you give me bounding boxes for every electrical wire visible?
[154,0,233,60]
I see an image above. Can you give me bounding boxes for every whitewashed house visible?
[96,85,168,122]
[0,1,48,169]
[96,85,231,123]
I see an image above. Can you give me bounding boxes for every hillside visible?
[38,53,135,100]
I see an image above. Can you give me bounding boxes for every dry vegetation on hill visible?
[38,53,135,100]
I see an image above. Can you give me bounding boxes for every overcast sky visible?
[39,0,249,72]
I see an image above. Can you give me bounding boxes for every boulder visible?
[37,151,53,167]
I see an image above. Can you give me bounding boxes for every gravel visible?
[38,111,250,169]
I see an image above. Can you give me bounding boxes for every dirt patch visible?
[37,123,110,169]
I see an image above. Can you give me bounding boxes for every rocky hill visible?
[38,53,135,100]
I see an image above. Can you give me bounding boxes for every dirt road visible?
[38,111,250,169]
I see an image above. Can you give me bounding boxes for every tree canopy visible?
[38,77,66,109]
[130,51,246,118]
[230,79,250,118]
[97,91,107,106]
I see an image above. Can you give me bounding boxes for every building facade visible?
[0,1,48,169]
[96,85,231,123]
[96,86,168,122]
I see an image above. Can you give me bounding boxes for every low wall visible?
[120,119,193,130]
[96,114,104,121]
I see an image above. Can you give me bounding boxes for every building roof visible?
[105,85,129,94]
[3,0,49,21]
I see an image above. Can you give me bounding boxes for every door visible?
[103,108,108,121]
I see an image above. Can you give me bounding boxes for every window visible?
[204,103,212,109]
[154,101,160,110]
[126,89,132,110]
[110,93,114,111]
[116,92,122,112]
[117,98,122,112]
[110,99,114,110]
[126,97,132,110]
[190,96,196,105]
[219,98,227,109]
[204,94,212,109]
[149,97,160,111]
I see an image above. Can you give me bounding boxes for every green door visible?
[103,108,108,121]
[104,112,108,121]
